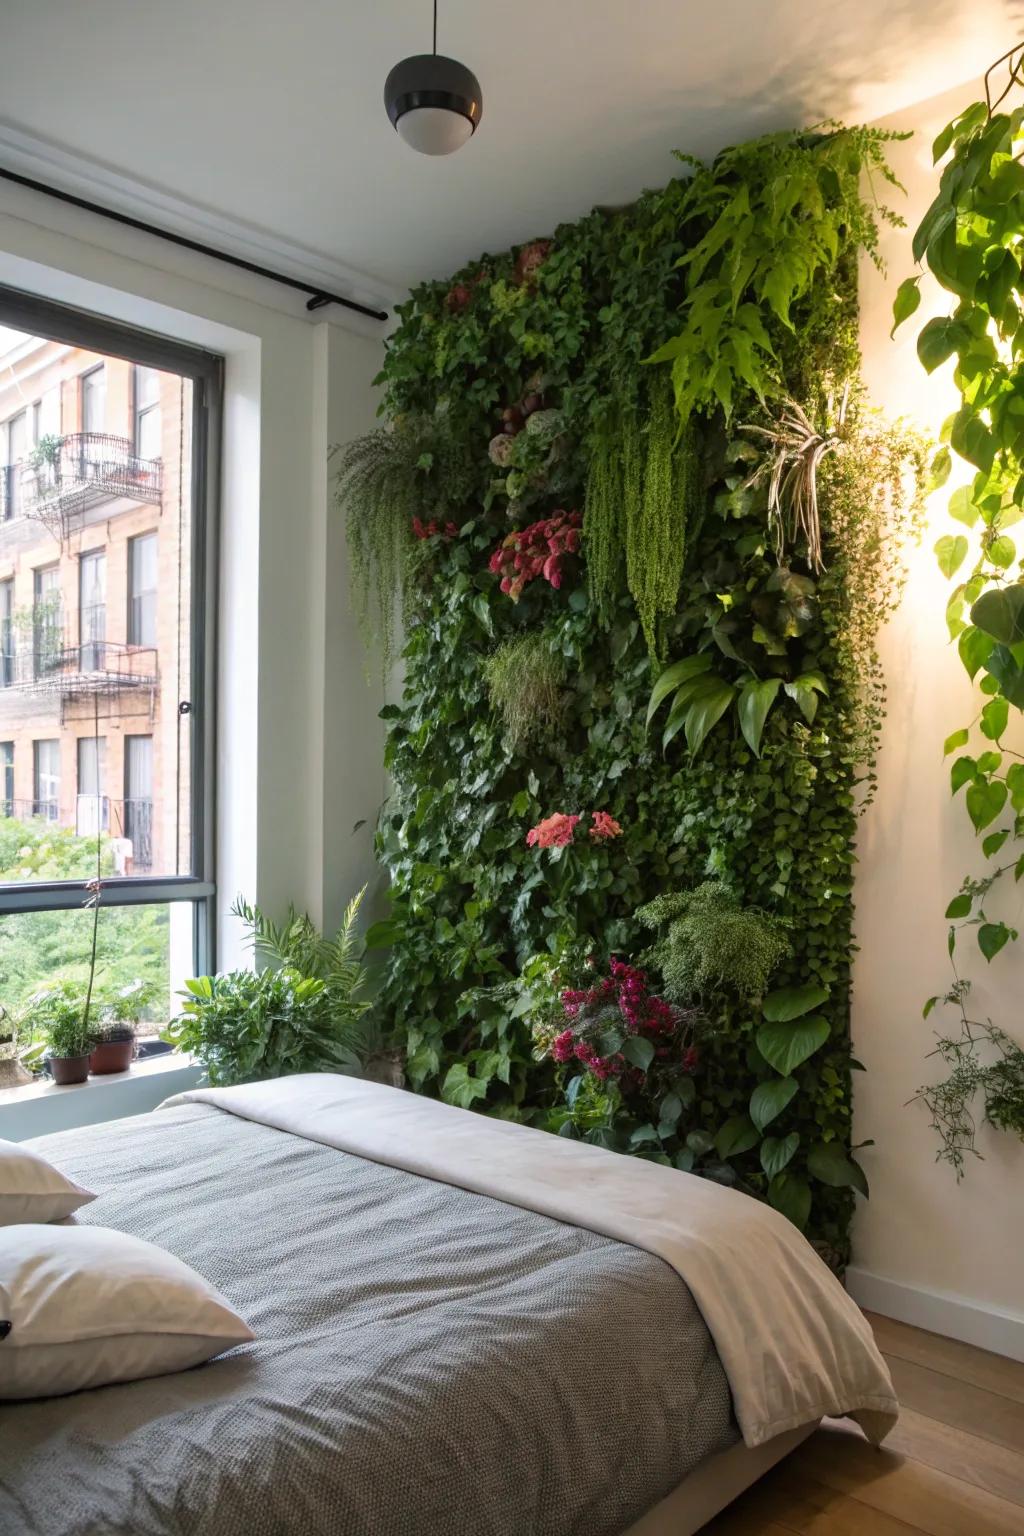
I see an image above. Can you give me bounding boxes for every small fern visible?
[230,888,376,1062]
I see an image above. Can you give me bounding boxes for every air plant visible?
[740,388,849,573]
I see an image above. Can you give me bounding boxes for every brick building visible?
[0,331,192,877]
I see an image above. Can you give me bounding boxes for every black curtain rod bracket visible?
[0,165,388,322]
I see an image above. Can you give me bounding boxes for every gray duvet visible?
[0,1102,737,1536]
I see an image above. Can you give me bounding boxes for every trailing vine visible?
[895,55,1024,1170]
[348,122,916,1264]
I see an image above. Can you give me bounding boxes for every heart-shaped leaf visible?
[767,1171,812,1230]
[715,1114,760,1160]
[807,1142,869,1197]
[762,983,830,1022]
[750,1075,799,1132]
[757,1015,831,1076]
[965,778,1007,831]
[978,921,1012,962]
[621,1036,655,1072]
[935,534,968,579]
[760,1132,799,1179]
[971,585,1024,645]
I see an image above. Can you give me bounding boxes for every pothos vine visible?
[895,48,1024,1174]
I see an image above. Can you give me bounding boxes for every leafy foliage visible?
[24,981,94,1059]
[360,124,910,1262]
[648,126,906,427]
[636,883,791,1001]
[895,88,1024,1165]
[164,968,363,1088]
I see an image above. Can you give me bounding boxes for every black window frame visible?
[0,285,221,975]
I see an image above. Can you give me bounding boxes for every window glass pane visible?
[0,579,12,688]
[76,735,108,835]
[0,901,193,1042]
[128,532,158,646]
[0,330,196,883]
[0,742,12,815]
[33,738,60,819]
[81,366,106,434]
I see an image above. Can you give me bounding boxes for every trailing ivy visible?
[358,123,911,1265]
[895,72,1024,1170]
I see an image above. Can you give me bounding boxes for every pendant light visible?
[384,0,482,156]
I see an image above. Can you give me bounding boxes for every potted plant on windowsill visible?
[28,982,94,1086]
[89,980,150,1074]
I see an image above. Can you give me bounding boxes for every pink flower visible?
[589,811,622,841]
[526,812,580,849]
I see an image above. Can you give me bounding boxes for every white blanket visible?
[162,1073,897,1448]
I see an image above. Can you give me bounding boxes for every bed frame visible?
[623,1421,819,1535]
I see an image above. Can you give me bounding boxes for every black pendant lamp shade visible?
[384,4,482,156]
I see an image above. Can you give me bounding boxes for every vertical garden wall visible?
[339,125,927,1267]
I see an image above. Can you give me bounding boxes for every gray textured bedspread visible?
[0,1102,738,1536]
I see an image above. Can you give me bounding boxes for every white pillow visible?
[0,1224,254,1399]
[0,1137,95,1225]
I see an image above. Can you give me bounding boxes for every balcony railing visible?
[0,798,59,824]
[1,796,154,871]
[1,434,162,533]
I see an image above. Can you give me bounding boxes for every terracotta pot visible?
[49,1054,91,1086]
[89,1038,135,1075]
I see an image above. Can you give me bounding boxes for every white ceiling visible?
[0,0,1020,306]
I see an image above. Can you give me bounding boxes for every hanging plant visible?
[332,412,474,672]
[892,53,1024,1170]
[482,631,568,753]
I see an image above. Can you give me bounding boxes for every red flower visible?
[589,811,622,841]
[526,812,580,849]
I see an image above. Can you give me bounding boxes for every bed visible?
[0,1074,895,1536]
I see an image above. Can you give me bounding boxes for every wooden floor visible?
[700,1312,1024,1536]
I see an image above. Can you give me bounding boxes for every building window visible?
[128,532,158,647]
[0,742,12,817]
[4,408,29,518]
[33,739,60,821]
[79,550,106,671]
[81,365,106,435]
[33,564,62,678]
[134,366,162,460]
[0,579,12,688]
[77,735,108,836]
[0,289,217,1040]
[123,734,153,873]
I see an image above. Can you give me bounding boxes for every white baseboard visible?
[847,1266,1024,1363]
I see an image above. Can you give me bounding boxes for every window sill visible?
[0,1052,202,1141]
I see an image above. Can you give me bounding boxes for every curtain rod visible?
[0,165,389,322]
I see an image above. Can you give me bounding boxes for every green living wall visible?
[341,127,927,1267]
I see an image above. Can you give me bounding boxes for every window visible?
[123,735,153,873]
[33,739,60,821]
[33,564,62,678]
[5,409,29,517]
[0,742,12,817]
[79,550,106,671]
[128,532,158,647]
[81,365,106,434]
[134,366,161,460]
[77,736,108,836]
[0,579,12,688]
[0,285,219,1037]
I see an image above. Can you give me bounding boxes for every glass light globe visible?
[397,106,474,156]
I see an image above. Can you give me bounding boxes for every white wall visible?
[853,82,1024,1357]
[0,186,385,962]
